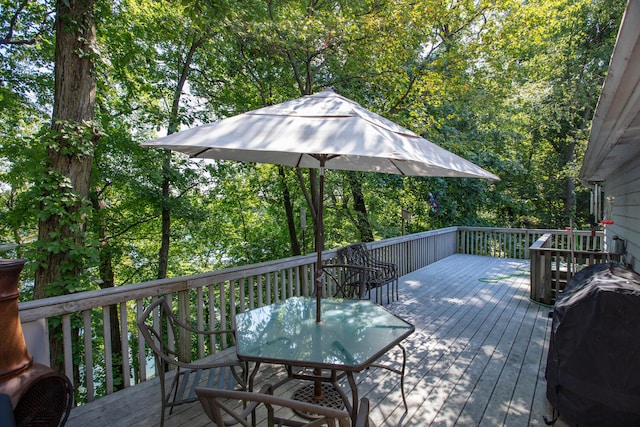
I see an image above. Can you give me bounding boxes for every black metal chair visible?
[325,243,398,304]
[195,384,370,427]
[137,297,247,426]
[0,394,15,427]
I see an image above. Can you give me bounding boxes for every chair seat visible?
[172,365,239,405]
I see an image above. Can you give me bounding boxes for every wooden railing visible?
[458,227,549,259]
[528,230,618,305]
[18,227,460,404]
[15,226,598,405]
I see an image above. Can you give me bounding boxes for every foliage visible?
[0,0,627,403]
[0,0,625,287]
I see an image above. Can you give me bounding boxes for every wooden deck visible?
[65,254,563,426]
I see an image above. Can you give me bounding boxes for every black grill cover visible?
[546,263,640,426]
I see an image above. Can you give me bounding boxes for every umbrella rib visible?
[193,147,210,158]
[296,154,341,169]
[390,159,408,176]
[309,154,340,164]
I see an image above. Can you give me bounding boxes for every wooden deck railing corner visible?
[528,230,618,306]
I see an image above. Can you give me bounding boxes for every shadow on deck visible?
[66,254,561,427]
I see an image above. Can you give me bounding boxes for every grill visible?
[546,262,640,426]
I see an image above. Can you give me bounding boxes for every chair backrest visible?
[195,386,360,427]
[338,243,369,266]
[137,297,236,369]
[137,297,184,368]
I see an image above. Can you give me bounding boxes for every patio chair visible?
[137,297,247,427]
[0,394,15,427]
[195,384,370,427]
[325,243,398,304]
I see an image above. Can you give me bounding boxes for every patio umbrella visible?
[142,88,499,322]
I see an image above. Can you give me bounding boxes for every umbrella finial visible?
[318,87,336,95]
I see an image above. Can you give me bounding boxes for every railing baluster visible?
[287,268,293,299]
[136,299,146,383]
[208,286,216,349]
[239,278,246,314]
[219,282,228,349]
[248,276,255,310]
[294,266,301,297]
[102,307,113,395]
[197,286,204,359]
[62,314,73,386]
[257,275,264,307]
[84,310,94,401]
[229,281,236,336]
[120,302,131,388]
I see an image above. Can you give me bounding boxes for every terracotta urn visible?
[0,258,33,380]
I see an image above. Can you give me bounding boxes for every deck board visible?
[65,254,565,427]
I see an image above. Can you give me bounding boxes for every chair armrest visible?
[366,257,396,271]
[324,263,378,272]
[196,384,351,424]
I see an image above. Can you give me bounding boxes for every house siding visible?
[605,153,640,273]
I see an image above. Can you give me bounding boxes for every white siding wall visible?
[605,153,640,273]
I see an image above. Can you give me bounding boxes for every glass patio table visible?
[234,296,415,424]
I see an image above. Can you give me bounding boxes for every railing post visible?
[530,233,553,305]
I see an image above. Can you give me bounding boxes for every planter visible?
[0,259,32,380]
[0,259,73,425]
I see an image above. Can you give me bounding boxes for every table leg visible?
[346,372,359,427]
[247,361,261,392]
[399,343,408,412]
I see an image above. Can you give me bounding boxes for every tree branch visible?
[0,1,53,46]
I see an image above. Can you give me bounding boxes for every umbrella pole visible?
[315,159,326,324]
[312,159,327,404]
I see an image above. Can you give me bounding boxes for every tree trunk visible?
[279,166,301,255]
[157,38,202,279]
[157,150,171,279]
[347,172,374,242]
[35,0,98,374]
[35,0,98,297]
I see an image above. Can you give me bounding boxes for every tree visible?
[2,0,625,299]
[479,0,624,227]
[33,0,99,297]
[18,0,99,379]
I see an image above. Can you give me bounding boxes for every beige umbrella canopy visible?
[143,88,499,321]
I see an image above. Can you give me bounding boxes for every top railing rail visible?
[458,227,604,259]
